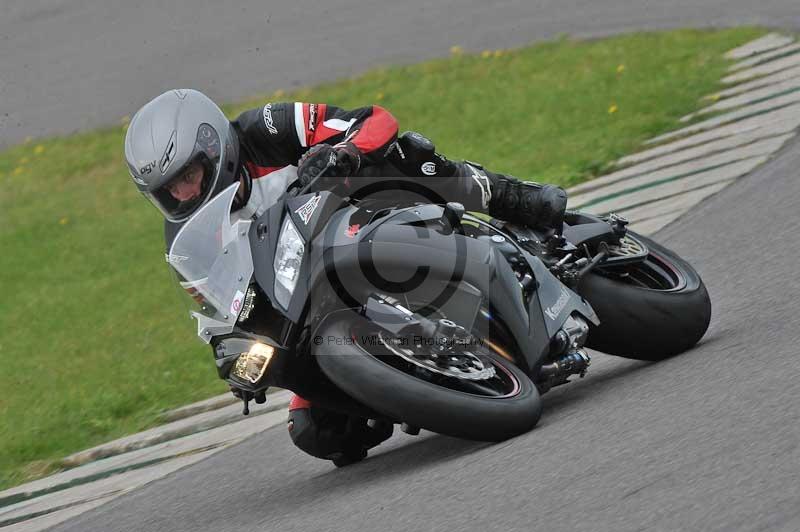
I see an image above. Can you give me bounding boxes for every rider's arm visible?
[297,103,398,166]
[233,102,398,167]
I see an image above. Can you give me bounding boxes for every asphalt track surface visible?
[3,0,800,149]
[10,2,800,531]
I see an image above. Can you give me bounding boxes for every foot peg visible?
[538,350,592,393]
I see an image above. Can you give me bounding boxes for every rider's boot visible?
[444,158,568,234]
[485,172,568,234]
[287,394,393,467]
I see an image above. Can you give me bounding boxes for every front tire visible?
[313,315,542,442]
[578,232,711,361]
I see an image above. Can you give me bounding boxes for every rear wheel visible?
[578,232,711,361]
[314,315,542,442]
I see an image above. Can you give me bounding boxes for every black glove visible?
[297,142,361,187]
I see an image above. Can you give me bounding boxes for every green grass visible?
[0,28,764,490]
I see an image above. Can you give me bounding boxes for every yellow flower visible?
[59,217,69,225]
[375,92,384,101]
[13,167,24,175]
[608,104,619,114]
[450,45,464,56]
[481,50,492,59]
[616,64,626,74]
[273,89,285,98]
[709,93,721,102]
[493,50,503,58]
[34,145,45,155]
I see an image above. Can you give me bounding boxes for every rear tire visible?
[314,315,542,442]
[578,232,711,361]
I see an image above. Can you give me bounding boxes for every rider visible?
[124,88,568,466]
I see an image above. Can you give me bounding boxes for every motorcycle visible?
[167,167,711,445]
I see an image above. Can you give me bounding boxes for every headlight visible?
[230,342,275,384]
[273,216,305,309]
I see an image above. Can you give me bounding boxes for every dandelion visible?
[34,145,45,155]
[608,104,619,114]
[616,64,626,74]
[59,217,69,225]
[450,45,464,56]
[493,50,503,58]
[481,50,492,59]
[376,92,384,101]
[13,167,24,175]
[708,93,721,102]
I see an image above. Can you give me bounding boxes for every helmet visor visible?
[146,123,223,222]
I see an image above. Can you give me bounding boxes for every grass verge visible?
[0,28,765,490]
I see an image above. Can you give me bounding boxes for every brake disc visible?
[608,234,646,258]
[377,331,496,381]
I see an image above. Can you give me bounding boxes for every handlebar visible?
[287,156,342,198]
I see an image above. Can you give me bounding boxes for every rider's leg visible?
[384,132,567,232]
[287,394,393,466]
[452,161,568,233]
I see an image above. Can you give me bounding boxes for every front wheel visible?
[578,232,712,361]
[313,315,542,442]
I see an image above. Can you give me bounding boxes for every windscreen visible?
[167,183,254,342]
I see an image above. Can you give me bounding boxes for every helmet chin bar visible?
[232,162,253,212]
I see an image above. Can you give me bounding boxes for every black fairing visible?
[287,192,348,242]
[561,221,618,249]
[304,204,598,374]
[248,192,598,378]
[249,192,346,322]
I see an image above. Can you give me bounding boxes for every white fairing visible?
[237,165,296,220]
[167,183,255,343]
